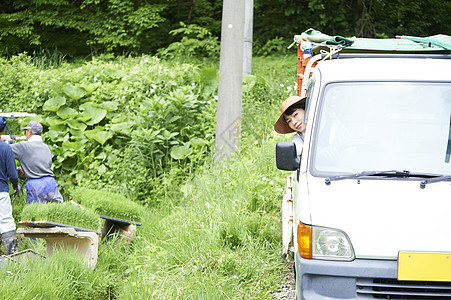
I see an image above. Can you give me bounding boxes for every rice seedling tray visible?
[19,220,100,235]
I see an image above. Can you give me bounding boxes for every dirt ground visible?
[273,258,296,300]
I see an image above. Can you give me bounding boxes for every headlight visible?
[312,227,355,260]
[297,221,355,261]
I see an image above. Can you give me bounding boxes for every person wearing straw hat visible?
[0,116,19,255]
[11,121,63,204]
[274,96,307,156]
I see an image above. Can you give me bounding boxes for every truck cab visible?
[277,32,451,299]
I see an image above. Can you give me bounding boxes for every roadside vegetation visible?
[0,52,296,298]
[0,2,445,298]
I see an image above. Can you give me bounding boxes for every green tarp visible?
[300,28,354,47]
[297,28,451,54]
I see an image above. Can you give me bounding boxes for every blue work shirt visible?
[0,141,18,192]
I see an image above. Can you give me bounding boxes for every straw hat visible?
[274,96,306,134]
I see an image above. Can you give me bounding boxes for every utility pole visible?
[243,0,253,75]
[215,0,245,163]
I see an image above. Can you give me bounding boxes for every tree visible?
[0,0,449,57]
[0,0,166,57]
[253,0,450,43]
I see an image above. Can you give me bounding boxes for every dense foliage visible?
[0,55,295,299]
[0,54,218,206]
[0,0,222,57]
[253,0,450,45]
[0,0,166,57]
[0,0,449,57]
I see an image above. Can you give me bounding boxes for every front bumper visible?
[295,252,451,299]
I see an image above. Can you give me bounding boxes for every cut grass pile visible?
[20,202,100,231]
[70,188,144,222]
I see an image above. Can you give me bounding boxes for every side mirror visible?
[276,142,300,171]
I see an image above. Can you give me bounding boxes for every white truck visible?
[277,31,451,299]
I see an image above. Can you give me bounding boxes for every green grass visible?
[0,248,113,299]
[5,54,295,299]
[113,133,288,299]
[20,202,100,231]
[69,188,144,222]
[9,133,289,299]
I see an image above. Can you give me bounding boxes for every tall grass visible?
[114,131,288,299]
[4,54,297,299]
[0,248,114,299]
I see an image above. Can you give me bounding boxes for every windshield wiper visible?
[325,170,436,185]
[420,175,451,189]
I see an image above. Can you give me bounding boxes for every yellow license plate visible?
[398,252,451,282]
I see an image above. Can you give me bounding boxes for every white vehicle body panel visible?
[293,57,451,260]
[305,177,451,259]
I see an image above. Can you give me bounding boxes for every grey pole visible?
[215,0,245,163]
[243,0,253,75]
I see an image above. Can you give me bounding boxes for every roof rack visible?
[293,29,451,97]
[330,53,451,60]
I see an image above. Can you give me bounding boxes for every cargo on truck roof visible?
[294,28,451,55]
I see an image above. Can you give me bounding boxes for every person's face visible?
[25,129,32,140]
[285,108,306,133]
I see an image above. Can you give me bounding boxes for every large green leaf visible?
[62,141,83,152]
[43,95,66,112]
[46,129,61,142]
[57,107,79,119]
[62,83,86,100]
[29,116,46,127]
[80,103,107,125]
[170,144,193,160]
[97,164,107,175]
[46,116,66,126]
[66,119,87,131]
[48,123,68,133]
[81,82,102,94]
[101,101,119,111]
[190,137,208,148]
[84,130,113,145]
[110,121,134,136]
[69,128,85,138]
[76,112,92,123]
[95,152,107,160]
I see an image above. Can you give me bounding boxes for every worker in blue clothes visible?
[0,117,19,255]
[11,121,64,204]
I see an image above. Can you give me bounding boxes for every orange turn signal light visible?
[297,221,312,259]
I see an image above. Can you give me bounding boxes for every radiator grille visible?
[356,278,451,299]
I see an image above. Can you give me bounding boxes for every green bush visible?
[0,53,218,206]
[70,188,143,222]
[255,37,292,57]
[157,22,220,59]
[20,202,100,231]
[0,54,297,299]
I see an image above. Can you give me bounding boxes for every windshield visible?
[312,82,451,176]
